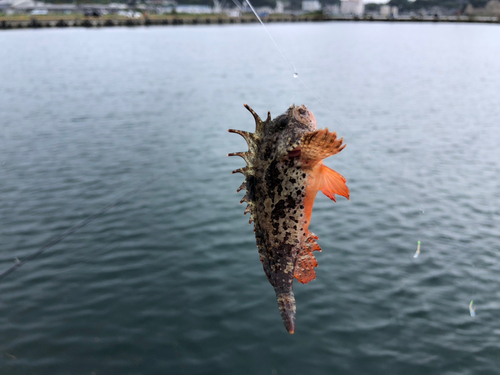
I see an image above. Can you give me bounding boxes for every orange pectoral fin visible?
[300,128,346,168]
[318,164,349,202]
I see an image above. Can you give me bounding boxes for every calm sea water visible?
[1,22,499,374]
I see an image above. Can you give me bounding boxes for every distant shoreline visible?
[1,14,499,30]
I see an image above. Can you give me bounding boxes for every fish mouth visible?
[287,145,301,158]
[285,125,319,159]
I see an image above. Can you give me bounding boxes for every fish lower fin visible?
[302,162,350,231]
[294,232,322,284]
[318,164,350,202]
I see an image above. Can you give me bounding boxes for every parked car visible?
[31,9,48,15]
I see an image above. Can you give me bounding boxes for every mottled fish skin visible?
[228,104,348,334]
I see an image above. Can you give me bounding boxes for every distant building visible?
[380,5,398,16]
[0,0,10,11]
[324,4,340,15]
[3,0,78,14]
[302,0,321,12]
[213,0,221,13]
[1,0,36,10]
[108,3,129,12]
[275,0,284,13]
[465,0,500,15]
[225,8,240,17]
[175,5,212,13]
[255,6,273,15]
[340,0,364,16]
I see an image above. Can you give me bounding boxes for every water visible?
[0,22,499,374]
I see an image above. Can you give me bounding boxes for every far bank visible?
[1,13,500,30]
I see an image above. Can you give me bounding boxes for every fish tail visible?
[275,290,296,334]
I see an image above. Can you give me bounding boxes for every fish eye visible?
[298,108,306,115]
[275,117,288,131]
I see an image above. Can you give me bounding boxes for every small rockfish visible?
[228,104,349,334]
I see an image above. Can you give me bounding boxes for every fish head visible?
[291,104,317,131]
[265,104,318,160]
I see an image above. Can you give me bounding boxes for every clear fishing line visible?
[242,0,296,76]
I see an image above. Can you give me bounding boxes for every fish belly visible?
[253,157,308,334]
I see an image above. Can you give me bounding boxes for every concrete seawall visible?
[1,15,499,30]
[0,16,261,29]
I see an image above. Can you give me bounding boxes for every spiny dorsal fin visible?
[227,151,254,165]
[228,104,268,224]
[244,103,268,136]
[236,181,246,193]
[227,129,259,153]
[231,166,250,175]
[243,204,254,224]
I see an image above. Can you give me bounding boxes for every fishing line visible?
[243,0,352,140]
[242,0,405,178]
[243,0,424,257]
[0,172,165,280]
[243,0,296,75]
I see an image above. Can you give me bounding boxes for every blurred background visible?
[1,14,499,375]
[1,0,500,23]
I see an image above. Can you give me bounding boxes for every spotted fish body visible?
[229,104,349,334]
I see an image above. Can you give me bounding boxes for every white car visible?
[31,9,48,15]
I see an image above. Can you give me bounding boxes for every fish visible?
[228,104,349,334]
